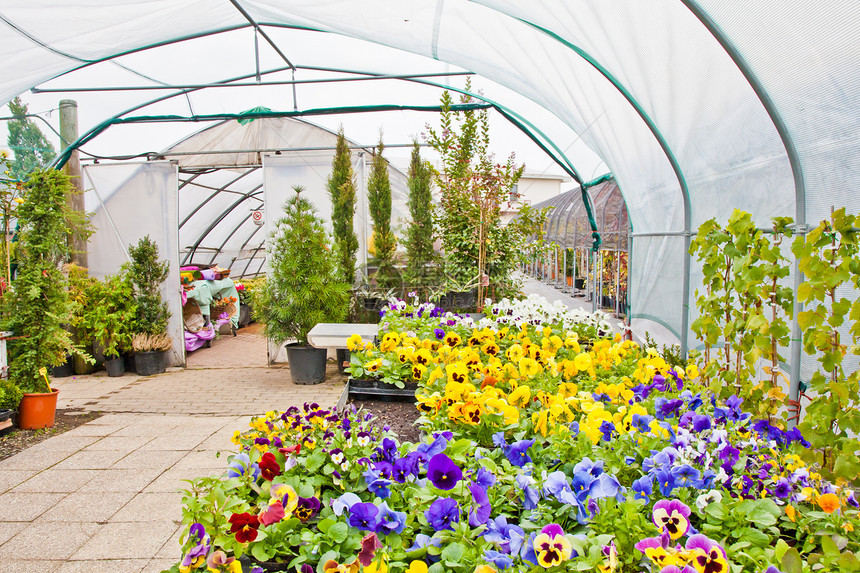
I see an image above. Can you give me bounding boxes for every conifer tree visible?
[6,98,55,181]
[367,134,397,289]
[404,141,436,284]
[327,126,358,286]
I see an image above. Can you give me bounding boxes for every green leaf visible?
[781,547,803,573]
[251,541,271,562]
[441,542,465,563]
[328,522,348,544]
[305,450,326,473]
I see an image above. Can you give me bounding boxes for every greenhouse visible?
[0,1,857,572]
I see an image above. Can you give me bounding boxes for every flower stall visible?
[164,293,849,573]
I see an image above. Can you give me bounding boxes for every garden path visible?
[0,323,347,573]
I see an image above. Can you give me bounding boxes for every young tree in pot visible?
[3,168,90,428]
[258,186,349,384]
[125,235,171,376]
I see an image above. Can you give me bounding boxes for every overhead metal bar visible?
[30,71,474,93]
[227,0,295,70]
[179,167,259,228]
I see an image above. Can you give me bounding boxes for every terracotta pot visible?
[566,276,573,287]
[17,388,60,429]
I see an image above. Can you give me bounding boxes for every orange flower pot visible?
[17,388,59,429]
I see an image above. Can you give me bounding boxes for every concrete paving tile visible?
[142,466,222,493]
[109,491,183,523]
[0,470,36,493]
[70,521,177,560]
[0,492,68,521]
[39,491,136,522]
[111,450,185,470]
[77,468,164,493]
[11,469,99,493]
[0,521,27,545]
[53,449,129,470]
[83,436,155,451]
[57,424,122,438]
[0,448,73,470]
[0,522,100,559]
[1,559,63,572]
[142,558,177,572]
[23,434,102,452]
[137,434,208,451]
[154,525,184,559]
[110,423,182,438]
[57,559,150,573]
[172,449,230,470]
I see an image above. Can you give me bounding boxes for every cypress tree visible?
[404,141,436,284]
[367,135,397,289]
[327,126,358,286]
[6,98,55,181]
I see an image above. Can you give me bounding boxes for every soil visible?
[0,409,103,462]
[348,397,422,443]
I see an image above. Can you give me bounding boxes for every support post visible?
[59,99,87,269]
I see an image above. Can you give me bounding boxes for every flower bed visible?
[168,296,854,573]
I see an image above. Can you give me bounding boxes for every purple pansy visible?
[425,497,460,530]
[427,454,463,490]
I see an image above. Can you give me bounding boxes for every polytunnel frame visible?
[28,6,808,402]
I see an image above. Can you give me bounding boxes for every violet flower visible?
[427,453,463,490]
[425,497,460,530]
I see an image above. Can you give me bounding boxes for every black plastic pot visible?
[574,278,586,289]
[51,355,74,378]
[104,355,125,377]
[286,343,327,385]
[362,297,384,311]
[238,303,252,327]
[134,351,166,376]
[440,289,477,311]
[336,348,350,374]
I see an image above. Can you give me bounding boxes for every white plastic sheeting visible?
[0,0,858,372]
[170,117,410,277]
[82,161,184,366]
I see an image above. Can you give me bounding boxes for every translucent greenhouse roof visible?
[1,1,858,373]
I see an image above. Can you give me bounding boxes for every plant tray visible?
[348,381,416,401]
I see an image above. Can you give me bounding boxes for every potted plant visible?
[257,186,349,384]
[2,169,90,429]
[131,332,172,375]
[70,267,138,377]
[125,235,171,375]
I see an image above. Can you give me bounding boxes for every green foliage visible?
[426,82,543,304]
[367,135,398,289]
[3,169,85,394]
[6,98,55,181]
[124,235,170,336]
[404,141,437,285]
[257,187,349,346]
[328,126,358,287]
[792,208,860,480]
[689,210,793,416]
[0,378,23,410]
[69,266,138,357]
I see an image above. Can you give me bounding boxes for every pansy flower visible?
[427,454,463,490]
[323,558,360,573]
[227,512,260,543]
[685,534,729,572]
[503,439,535,467]
[376,501,407,535]
[207,550,242,573]
[295,496,320,522]
[532,524,572,568]
[258,452,281,481]
[349,502,380,531]
[653,499,691,540]
[179,523,209,573]
[227,452,260,480]
[425,497,460,530]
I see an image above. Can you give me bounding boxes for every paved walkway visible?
[0,324,347,573]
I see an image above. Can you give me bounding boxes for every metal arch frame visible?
[678,0,808,410]
[182,185,263,265]
[179,167,259,229]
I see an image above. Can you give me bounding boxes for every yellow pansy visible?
[405,562,428,573]
[518,357,542,378]
[506,344,525,362]
[346,334,365,351]
[379,332,400,352]
[508,385,532,408]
